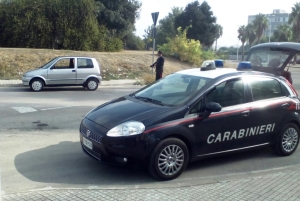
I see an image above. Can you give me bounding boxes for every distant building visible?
[248,9,290,39]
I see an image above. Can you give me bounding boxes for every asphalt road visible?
[1,68,300,194]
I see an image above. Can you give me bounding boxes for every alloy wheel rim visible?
[282,128,298,152]
[88,81,97,89]
[158,145,184,176]
[32,81,42,91]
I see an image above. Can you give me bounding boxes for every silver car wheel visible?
[32,80,43,91]
[87,80,97,90]
[282,128,298,152]
[158,145,184,176]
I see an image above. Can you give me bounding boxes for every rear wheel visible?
[86,78,98,91]
[148,138,189,181]
[273,123,299,156]
[30,79,44,92]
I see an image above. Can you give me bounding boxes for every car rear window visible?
[78,59,94,68]
[249,77,284,101]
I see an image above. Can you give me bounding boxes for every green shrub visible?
[105,38,123,52]
[159,27,202,65]
[201,51,215,61]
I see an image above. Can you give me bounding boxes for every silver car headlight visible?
[23,73,27,77]
[107,121,145,137]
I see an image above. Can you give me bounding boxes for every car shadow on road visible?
[14,141,300,187]
[14,141,154,187]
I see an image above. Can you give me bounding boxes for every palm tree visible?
[238,25,247,60]
[253,14,269,44]
[289,2,300,64]
[214,24,223,52]
[272,24,292,42]
[289,2,300,42]
[246,23,256,47]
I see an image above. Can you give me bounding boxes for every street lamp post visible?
[268,15,275,42]
[268,21,272,42]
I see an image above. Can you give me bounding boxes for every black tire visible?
[30,78,44,92]
[86,78,98,91]
[148,138,189,181]
[273,123,299,156]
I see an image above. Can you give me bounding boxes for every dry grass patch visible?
[0,48,235,82]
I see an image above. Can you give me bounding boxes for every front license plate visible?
[83,137,93,150]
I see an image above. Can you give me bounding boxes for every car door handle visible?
[241,110,250,117]
[72,70,76,72]
[281,103,290,108]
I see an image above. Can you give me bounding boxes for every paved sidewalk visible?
[0,79,138,86]
[2,166,300,201]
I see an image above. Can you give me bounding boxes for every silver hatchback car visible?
[22,56,102,92]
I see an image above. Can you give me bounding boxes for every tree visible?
[143,26,153,50]
[253,14,269,44]
[246,23,256,47]
[289,2,300,64]
[272,24,292,42]
[174,1,218,47]
[156,7,183,46]
[0,0,125,51]
[95,0,142,38]
[214,24,223,51]
[289,2,300,42]
[124,31,145,50]
[238,25,247,60]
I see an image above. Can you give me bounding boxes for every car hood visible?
[85,97,170,129]
[25,68,47,76]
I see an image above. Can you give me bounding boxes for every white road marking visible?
[12,107,37,113]
[41,106,75,111]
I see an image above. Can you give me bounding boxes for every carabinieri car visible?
[80,43,300,181]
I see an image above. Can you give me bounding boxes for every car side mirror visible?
[205,102,222,112]
[202,102,222,119]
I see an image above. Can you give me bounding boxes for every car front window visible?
[206,79,244,108]
[41,58,58,69]
[133,73,212,106]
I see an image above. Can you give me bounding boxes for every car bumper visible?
[98,76,102,83]
[79,118,155,165]
[22,77,31,86]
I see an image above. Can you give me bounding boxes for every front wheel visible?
[273,123,299,156]
[86,78,98,91]
[30,79,44,92]
[148,138,189,181]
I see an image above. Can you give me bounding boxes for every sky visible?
[134,0,297,47]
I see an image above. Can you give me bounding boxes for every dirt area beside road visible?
[0,48,234,83]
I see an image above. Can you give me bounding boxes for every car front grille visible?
[80,123,103,144]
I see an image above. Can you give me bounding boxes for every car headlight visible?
[107,121,145,137]
[23,73,27,77]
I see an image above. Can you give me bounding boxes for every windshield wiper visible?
[134,96,164,106]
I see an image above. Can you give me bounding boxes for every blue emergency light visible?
[237,61,252,71]
[214,60,223,68]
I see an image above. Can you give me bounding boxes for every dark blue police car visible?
[80,42,300,180]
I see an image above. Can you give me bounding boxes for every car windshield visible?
[133,73,212,106]
[40,57,59,69]
[247,48,291,68]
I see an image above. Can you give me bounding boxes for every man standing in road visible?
[150,50,165,81]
